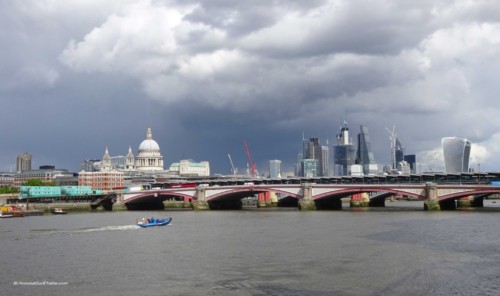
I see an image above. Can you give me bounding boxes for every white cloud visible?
[51,0,500,171]
[178,50,245,80]
[59,1,188,75]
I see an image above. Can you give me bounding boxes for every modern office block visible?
[356,126,378,175]
[269,160,282,178]
[442,137,471,173]
[333,122,356,176]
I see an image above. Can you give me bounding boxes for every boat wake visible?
[73,225,141,233]
[33,225,141,235]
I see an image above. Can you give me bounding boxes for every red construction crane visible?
[243,140,257,177]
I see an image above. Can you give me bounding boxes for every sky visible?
[2,0,500,176]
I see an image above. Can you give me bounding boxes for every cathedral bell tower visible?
[126,146,135,171]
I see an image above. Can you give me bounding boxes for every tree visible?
[0,186,18,194]
[22,179,56,186]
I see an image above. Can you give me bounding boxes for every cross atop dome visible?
[146,127,152,140]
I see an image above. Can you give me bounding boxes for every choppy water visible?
[2,201,500,296]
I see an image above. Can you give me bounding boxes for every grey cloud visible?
[182,0,328,37]
[3,0,500,173]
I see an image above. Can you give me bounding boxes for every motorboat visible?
[52,208,67,215]
[137,217,172,228]
[0,213,14,218]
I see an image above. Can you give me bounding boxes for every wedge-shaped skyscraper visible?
[442,137,471,173]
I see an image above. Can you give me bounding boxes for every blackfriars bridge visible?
[122,182,500,211]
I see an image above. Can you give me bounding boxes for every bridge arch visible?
[438,189,500,201]
[124,190,194,206]
[206,187,301,202]
[313,188,425,201]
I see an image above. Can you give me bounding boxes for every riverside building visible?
[78,171,125,191]
[14,165,74,188]
[168,160,210,177]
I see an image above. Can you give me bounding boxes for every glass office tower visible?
[442,137,471,173]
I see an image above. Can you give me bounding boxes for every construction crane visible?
[243,140,257,177]
[227,154,238,175]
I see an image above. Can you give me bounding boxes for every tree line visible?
[0,178,56,194]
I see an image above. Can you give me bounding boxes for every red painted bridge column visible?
[183,196,192,208]
[257,193,267,208]
[350,193,369,207]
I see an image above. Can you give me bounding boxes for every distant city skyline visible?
[2,1,499,174]
[3,122,476,177]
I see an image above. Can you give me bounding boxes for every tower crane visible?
[243,140,257,177]
[227,154,238,175]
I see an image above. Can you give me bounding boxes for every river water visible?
[2,201,500,296]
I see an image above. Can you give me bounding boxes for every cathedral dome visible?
[135,128,164,172]
[138,128,160,153]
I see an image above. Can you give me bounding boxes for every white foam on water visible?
[73,225,141,233]
[33,224,142,235]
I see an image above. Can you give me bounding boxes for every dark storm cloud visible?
[2,0,500,174]
[239,1,436,58]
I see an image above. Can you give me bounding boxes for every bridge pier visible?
[299,183,316,211]
[90,193,116,211]
[350,193,370,208]
[298,199,317,211]
[257,192,278,208]
[257,192,267,208]
[192,187,209,210]
[192,200,209,210]
[183,197,192,208]
[424,182,441,211]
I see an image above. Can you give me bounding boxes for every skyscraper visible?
[302,137,329,177]
[395,138,404,166]
[403,154,417,173]
[333,122,356,176]
[269,160,282,178]
[356,126,378,175]
[442,137,471,173]
[321,144,329,177]
[301,159,318,177]
[16,153,32,173]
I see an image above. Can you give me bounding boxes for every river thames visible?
[2,201,500,296]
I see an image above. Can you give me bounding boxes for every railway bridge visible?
[123,182,500,211]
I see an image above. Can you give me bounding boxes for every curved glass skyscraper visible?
[442,137,471,173]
